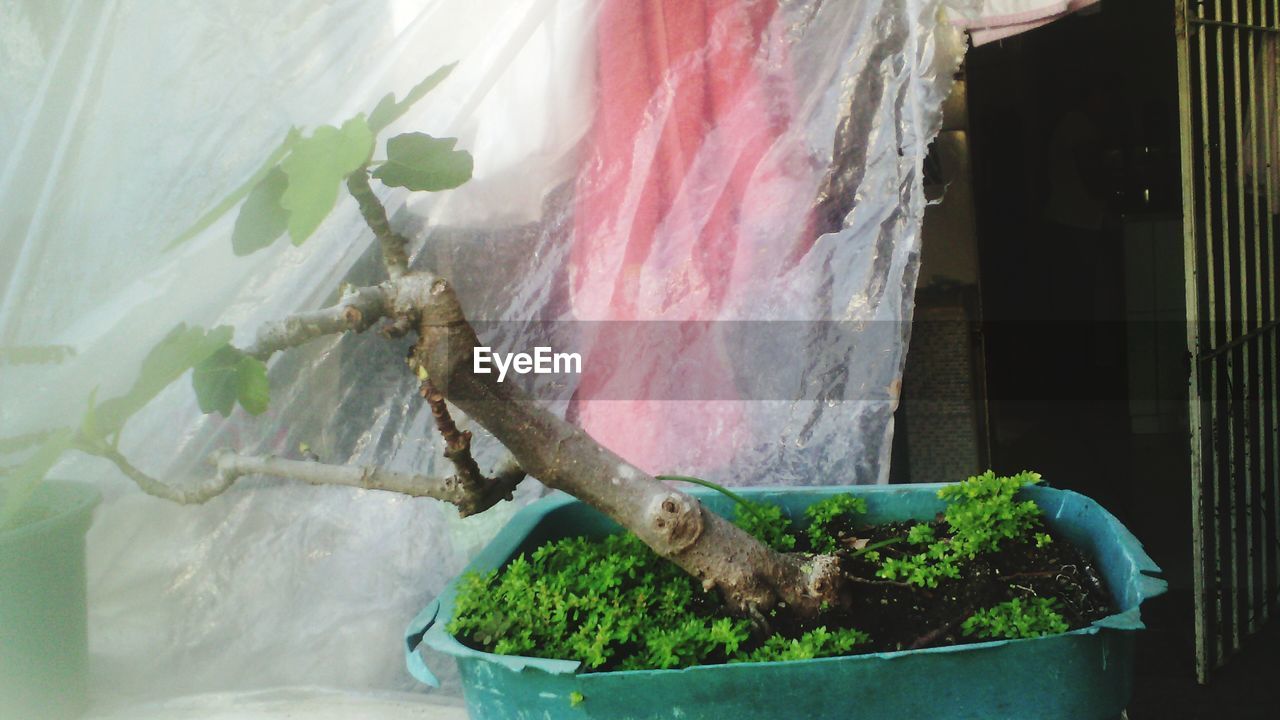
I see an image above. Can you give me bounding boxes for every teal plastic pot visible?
[1,480,100,720]
[406,484,1166,720]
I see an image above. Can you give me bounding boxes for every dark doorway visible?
[966,2,1188,576]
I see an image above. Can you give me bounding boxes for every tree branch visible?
[195,181,846,618]
[347,169,410,279]
[82,441,235,504]
[243,284,392,360]
[209,450,523,516]
[81,436,522,516]
[221,266,849,617]
[403,272,848,617]
[420,378,486,496]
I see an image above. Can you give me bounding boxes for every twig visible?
[843,574,916,590]
[420,378,484,491]
[908,608,973,650]
[1002,571,1057,581]
[82,441,234,504]
[346,169,410,279]
[209,449,521,516]
[79,436,522,516]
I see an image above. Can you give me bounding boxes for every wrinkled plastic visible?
[0,0,972,709]
[411,484,1167,720]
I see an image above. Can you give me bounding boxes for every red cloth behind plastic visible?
[570,0,805,474]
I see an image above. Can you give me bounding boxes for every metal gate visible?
[1176,0,1280,683]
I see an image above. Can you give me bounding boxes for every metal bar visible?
[1189,16,1280,33]
[1198,317,1280,360]
[1203,0,1226,675]
[1269,0,1280,621]
[1177,0,1212,684]
[1214,0,1241,658]
[1246,0,1271,627]
[1230,0,1257,639]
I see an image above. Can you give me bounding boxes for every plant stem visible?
[655,474,765,522]
[346,168,409,279]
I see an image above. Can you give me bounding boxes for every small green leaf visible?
[368,64,456,133]
[372,133,472,192]
[0,428,74,530]
[236,355,269,415]
[165,128,300,251]
[232,167,289,256]
[192,345,269,417]
[568,691,584,708]
[93,324,233,437]
[280,116,375,244]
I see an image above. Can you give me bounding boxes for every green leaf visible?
[280,116,375,244]
[235,355,270,415]
[192,345,269,417]
[0,428,74,530]
[368,63,456,133]
[372,133,472,192]
[232,167,289,256]
[92,324,233,437]
[165,128,300,251]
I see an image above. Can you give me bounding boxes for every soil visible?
[772,515,1115,653]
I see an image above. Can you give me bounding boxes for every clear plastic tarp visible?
[0,0,970,713]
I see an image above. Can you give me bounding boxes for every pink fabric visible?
[957,0,1099,46]
[569,0,806,474]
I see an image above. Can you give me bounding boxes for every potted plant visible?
[1,347,101,720]
[406,472,1164,720]
[2,65,1161,720]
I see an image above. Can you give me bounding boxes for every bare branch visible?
[244,284,392,360]
[85,442,234,504]
[420,378,485,491]
[79,436,523,515]
[346,169,410,279]
[209,450,524,517]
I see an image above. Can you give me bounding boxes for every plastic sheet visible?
[0,0,971,709]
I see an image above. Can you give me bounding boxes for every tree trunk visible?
[398,272,846,618]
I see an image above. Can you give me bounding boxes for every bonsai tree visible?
[0,66,848,622]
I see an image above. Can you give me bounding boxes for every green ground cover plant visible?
[961,597,1070,640]
[877,470,1045,589]
[448,470,1099,670]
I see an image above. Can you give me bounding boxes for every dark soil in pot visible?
[810,517,1113,653]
